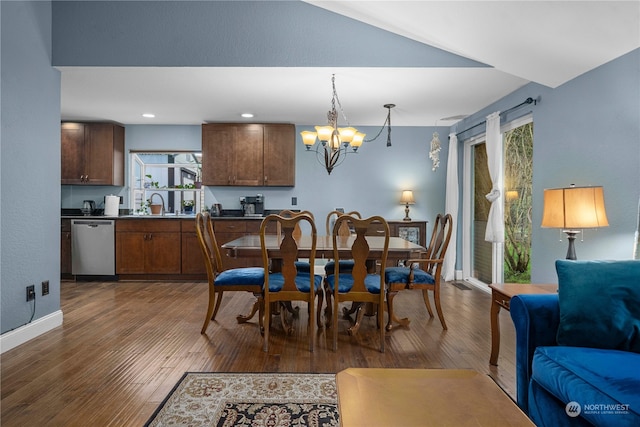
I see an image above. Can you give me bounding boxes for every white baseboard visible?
[0,310,63,354]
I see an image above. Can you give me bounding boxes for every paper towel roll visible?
[104,195,120,217]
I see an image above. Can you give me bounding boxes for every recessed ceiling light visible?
[142,113,155,118]
[241,113,254,118]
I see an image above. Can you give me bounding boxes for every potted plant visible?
[182,200,195,213]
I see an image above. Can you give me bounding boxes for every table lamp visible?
[400,190,415,221]
[541,185,609,259]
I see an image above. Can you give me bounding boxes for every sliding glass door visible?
[462,116,533,287]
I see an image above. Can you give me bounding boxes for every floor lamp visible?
[541,185,609,259]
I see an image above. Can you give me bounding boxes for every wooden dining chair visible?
[325,214,389,352]
[322,210,361,319]
[384,213,453,331]
[195,212,265,334]
[260,213,323,352]
[279,210,315,273]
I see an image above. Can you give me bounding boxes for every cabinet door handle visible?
[148,233,152,241]
[264,175,267,183]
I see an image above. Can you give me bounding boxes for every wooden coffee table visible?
[489,283,558,365]
[336,368,534,426]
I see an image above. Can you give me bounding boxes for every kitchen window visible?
[130,151,204,215]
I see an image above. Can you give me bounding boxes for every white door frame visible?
[461,114,532,289]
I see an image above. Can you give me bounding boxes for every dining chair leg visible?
[201,289,217,334]
[323,281,333,327]
[332,298,339,351]
[263,297,271,352]
[316,290,324,330]
[257,296,265,336]
[308,298,315,352]
[211,291,224,321]
[378,302,385,353]
[432,287,448,330]
[421,289,435,318]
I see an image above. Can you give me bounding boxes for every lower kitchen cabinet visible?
[61,219,72,278]
[181,219,206,275]
[116,219,181,276]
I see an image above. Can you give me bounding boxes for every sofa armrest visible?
[510,294,560,413]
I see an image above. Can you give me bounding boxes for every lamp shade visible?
[300,131,317,147]
[400,190,415,205]
[541,186,609,230]
[338,127,357,143]
[315,125,334,142]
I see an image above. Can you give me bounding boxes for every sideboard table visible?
[489,282,558,365]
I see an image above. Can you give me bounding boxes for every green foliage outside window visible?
[504,123,533,283]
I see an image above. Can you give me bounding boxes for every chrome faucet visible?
[149,192,166,215]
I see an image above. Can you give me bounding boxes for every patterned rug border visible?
[145,372,339,427]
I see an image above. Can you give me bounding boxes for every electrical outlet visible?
[26,285,35,302]
[42,280,49,296]
[291,197,297,206]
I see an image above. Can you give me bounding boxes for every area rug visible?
[145,372,339,427]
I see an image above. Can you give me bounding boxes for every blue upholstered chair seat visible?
[325,274,382,294]
[294,261,311,273]
[267,272,323,293]
[215,267,264,286]
[384,266,435,285]
[324,260,355,273]
[530,346,640,427]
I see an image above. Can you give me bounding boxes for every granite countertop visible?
[61,209,290,220]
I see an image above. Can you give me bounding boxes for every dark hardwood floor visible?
[1,279,518,426]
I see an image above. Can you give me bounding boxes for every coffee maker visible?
[240,194,264,217]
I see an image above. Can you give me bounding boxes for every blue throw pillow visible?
[556,260,640,353]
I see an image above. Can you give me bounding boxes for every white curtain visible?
[443,133,458,281]
[484,112,504,243]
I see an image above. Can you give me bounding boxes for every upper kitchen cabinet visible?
[61,122,125,186]
[201,123,295,187]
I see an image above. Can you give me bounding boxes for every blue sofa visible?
[510,260,640,427]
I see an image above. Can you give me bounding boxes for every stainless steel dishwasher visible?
[71,219,115,275]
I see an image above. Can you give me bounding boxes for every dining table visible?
[221,234,426,333]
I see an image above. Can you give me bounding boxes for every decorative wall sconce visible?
[541,184,609,259]
[429,132,441,171]
[300,74,395,175]
[400,190,415,221]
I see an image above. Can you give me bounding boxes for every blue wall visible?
[453,49,640,283]
[96,124,449,225]
[1,1,61,334]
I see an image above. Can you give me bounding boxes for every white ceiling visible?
[59,1,640,127]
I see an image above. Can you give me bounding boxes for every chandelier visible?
[300,74,395,175]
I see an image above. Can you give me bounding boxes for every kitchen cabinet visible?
[61,122,125,185]
[115,220,181,276]
[61,219,72,278]
[202,123,295,187]
[263,124,296,186]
